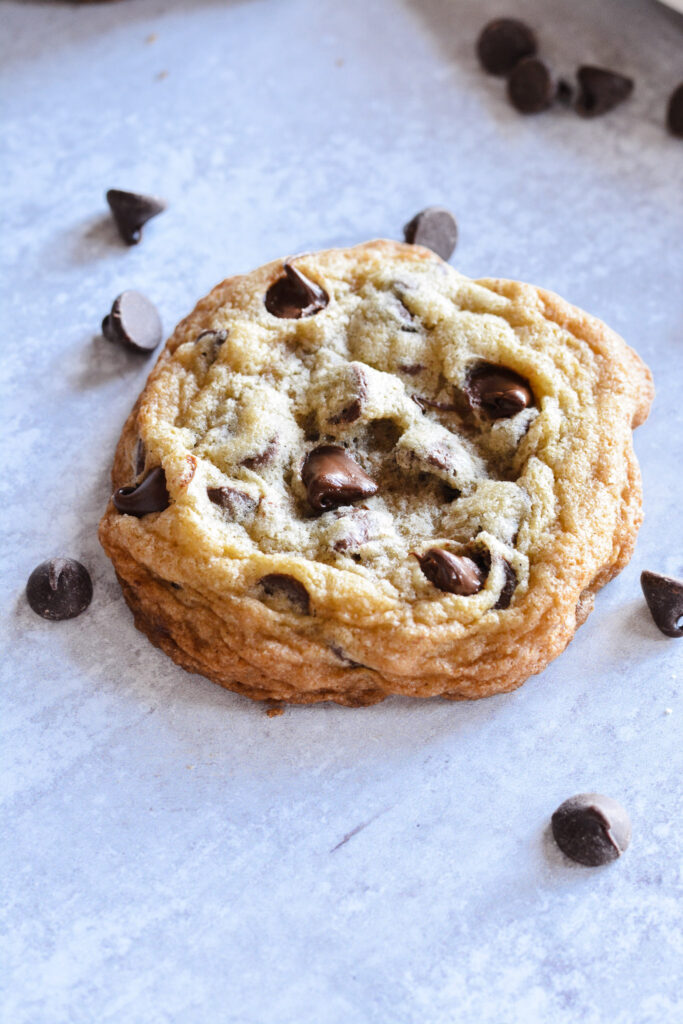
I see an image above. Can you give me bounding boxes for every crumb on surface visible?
[266,705,285,718]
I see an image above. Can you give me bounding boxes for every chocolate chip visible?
[302,445,378,512]
[328,366,368,425]
[399,364,425,376]
[641,570,683,638]
[507,57,555,114]
[329,643,364,668]
[265,261,329,319]
[26,558,93,621]
[403,206,458,261]
[102,291,163,353]
[466,363,533,420]
[494,561,517,609]
[411,393,459,413]
[195,329,227,363]
[667,82,683,138]
[575,65,634,118]
[551,794,631,866]
[134,438,146,477]
[331,508,374,552]
[258,574,310,614]
[476,18,537,76]
[113,466,170,516]
[417,548,483,596]
[241,437,279,470]
[441,484,461,503]
[105,189,166,245]
[207,487,259,517]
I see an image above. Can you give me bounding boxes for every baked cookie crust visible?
[98,241,653,705]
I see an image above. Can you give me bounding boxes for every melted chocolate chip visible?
[494,561,517,610]
[329,643,364,668]
[105,189,166,245]
[265,262,329,319]
[241,438,279,470]
[507,57,555,114]
[466,364,533,420]
[551,794,631,866]
[403,206,458,261]
[207,487,259,517]
[302,445,378,512]
[258,574,310,614]
[667,82,683,138]
[575,66,634,118]
[417,549,484,596]
[476,18,537,77]
[102,291,163,353]
[26,558,93,621]
[113,466,169,516]
[641,570,683,638]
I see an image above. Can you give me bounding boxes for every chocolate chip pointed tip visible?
[106,189,166,245]
[113,466,170,517]
[26,558,93,621]
[102,291,162,353]
[302,445,378,512]
[466,363,534,419]
[641,570,683,638]
[403,206,458,261]
[507,57,555,114]
[476,18,537,76]
[551,794,631,866]
[575,65,634,118]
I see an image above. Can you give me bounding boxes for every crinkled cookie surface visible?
[98,240,653,705]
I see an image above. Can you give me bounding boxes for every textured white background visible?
[1,1,682,1022]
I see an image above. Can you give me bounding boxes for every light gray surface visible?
[1,1,682,1022]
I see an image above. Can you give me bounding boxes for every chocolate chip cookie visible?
[98,241,653,705]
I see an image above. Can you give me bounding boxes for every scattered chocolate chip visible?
[399,364,425,376]
[134,438,146,477]
[258,574,310,614]
[207,487,259,517]
[241,437,279,470]
[494,561,517,610]
[507,57,555,114]
[641,570,683,638]
[667,82,683,138]
[102,291,163,354]
[329,643,364,668]
[113,466,170,516]
[265,261,329,319]
[466,363,533,419]
[575,65,634,118]
[403,206,458,261]
[476,18,537,76]
[302,445,378,512]
[551,794,631,866]
[105,189,166,245]
[26,558,93,621]
[417,548,484,596]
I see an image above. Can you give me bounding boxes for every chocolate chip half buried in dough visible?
[113,466,170,516]
[403,207,458,261]
[302,445,378,512]
[476,18,537,76]
[551,794,631,866]
[26,558,93,621]
[106,189,166,245]
[494,561,517,610]
[466,363,533,419]
[641,570,683,638]
[102,291,163,353]
[667,82,683,138]
[575,65,634,118]
[417,548,484,596]
[507,57,555,114]
[265,262,329,319]
[207,487,259,517]
[258,574,310,614]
